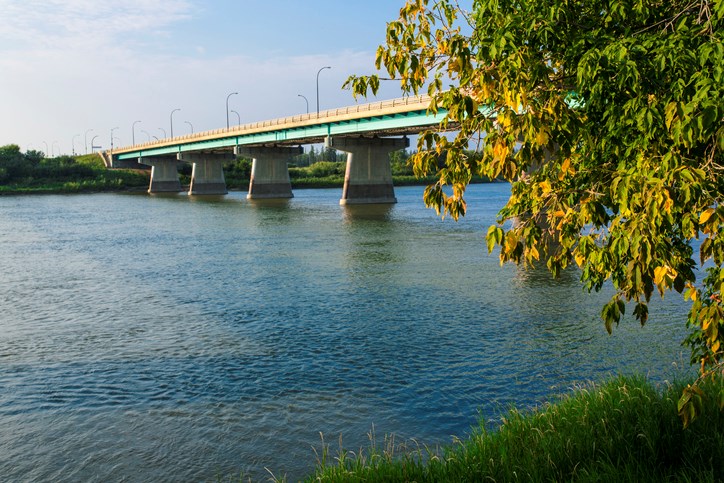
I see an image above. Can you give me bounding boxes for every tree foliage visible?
[346,0,724,424]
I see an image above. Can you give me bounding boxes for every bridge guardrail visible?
[111,95,435,155]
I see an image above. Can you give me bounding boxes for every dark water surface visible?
[0,184,691,481]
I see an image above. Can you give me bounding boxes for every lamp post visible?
[298,94,309,114]
[132,120,141,145]
[231,109,241,126]
[316,66,331,116]
[90,135,99,153]
[72,134,80,156]
[42,141,49,157]
[170,108,180,138]
[84,129,93,154]
[110,127,119,151]
[141,130,151,142]
[226,91,238,129]
[185,121,194,134]
[158,127,167,138]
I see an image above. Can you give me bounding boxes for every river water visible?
[0,184,692,481]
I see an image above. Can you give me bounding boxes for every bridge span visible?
[103,95,450,204]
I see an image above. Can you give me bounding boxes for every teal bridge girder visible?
[108,95,451,164]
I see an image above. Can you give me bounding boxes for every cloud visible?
[0,0,193,52]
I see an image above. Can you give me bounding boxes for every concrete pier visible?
[178,153,232,195]
[235,146,302,199]
[326,136,409,205]
[139,156,182,193]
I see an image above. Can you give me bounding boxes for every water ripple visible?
[0,186,693,481]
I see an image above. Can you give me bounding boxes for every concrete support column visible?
[326,136,409,205]
[235,145,302,199]
[139,155,182,193]
[178,152,233,195]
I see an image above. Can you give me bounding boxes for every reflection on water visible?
[187,194,229,203]
[0,184,693,482]
[342,203,394,221]
[514,262,582,287]
[246,198,292,209]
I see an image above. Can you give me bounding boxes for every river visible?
[0,184,692,481]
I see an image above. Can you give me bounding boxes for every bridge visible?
[103,95,449,204]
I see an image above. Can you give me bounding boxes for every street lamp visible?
[90,135,100,153]
[158,127,167,138]
[316,66,331,116]
[226,91,238,129]
[42,141,49,157]
[110,127,119,151]
[132,120,141,145]
[231,109,241,126]
[170,108,180,138]
[84,129,93,154]
[141,130,151,142]
[72,134,80,156]
[185,121,194,134]
[298,94,309,114]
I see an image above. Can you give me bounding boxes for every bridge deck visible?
[110,95,450,161]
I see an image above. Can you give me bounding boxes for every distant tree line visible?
[0,145,95,183]
[0,144,148,193]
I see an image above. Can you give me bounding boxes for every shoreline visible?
[0,176,496,196]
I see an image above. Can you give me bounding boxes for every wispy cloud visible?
[0,0,193,52]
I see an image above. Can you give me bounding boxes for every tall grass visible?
[307,375,724,482]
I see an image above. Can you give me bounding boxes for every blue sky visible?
[0,1,409,154]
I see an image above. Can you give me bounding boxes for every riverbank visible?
[0,148,148,195]
[306,375,724,482]
[1,147,492,194]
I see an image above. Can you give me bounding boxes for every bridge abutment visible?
[235,146,302,199]
[139,156,183,193]
[327,136,409,205]
[178,153,232,195]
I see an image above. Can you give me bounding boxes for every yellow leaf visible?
[535,129,549,146]
[529,245,539,260]
[493,142,509,160]
[712,340,721,353]
[554,210,566,218]
[653,266,668,286]
[539,180,551,194]
[575,252,585,268]
[561,157,570,172]
[663,193,673,213]
[700,208,715,224]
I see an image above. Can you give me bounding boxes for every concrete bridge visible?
[103,95,449,204]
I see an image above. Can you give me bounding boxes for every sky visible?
[0,1,411,155]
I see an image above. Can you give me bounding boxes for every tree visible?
[346,0,724,423]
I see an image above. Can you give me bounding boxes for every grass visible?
[305,375,724,482]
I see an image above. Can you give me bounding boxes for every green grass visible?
[306,375,724,482]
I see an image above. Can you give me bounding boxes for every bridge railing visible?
[114,95,434,153]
